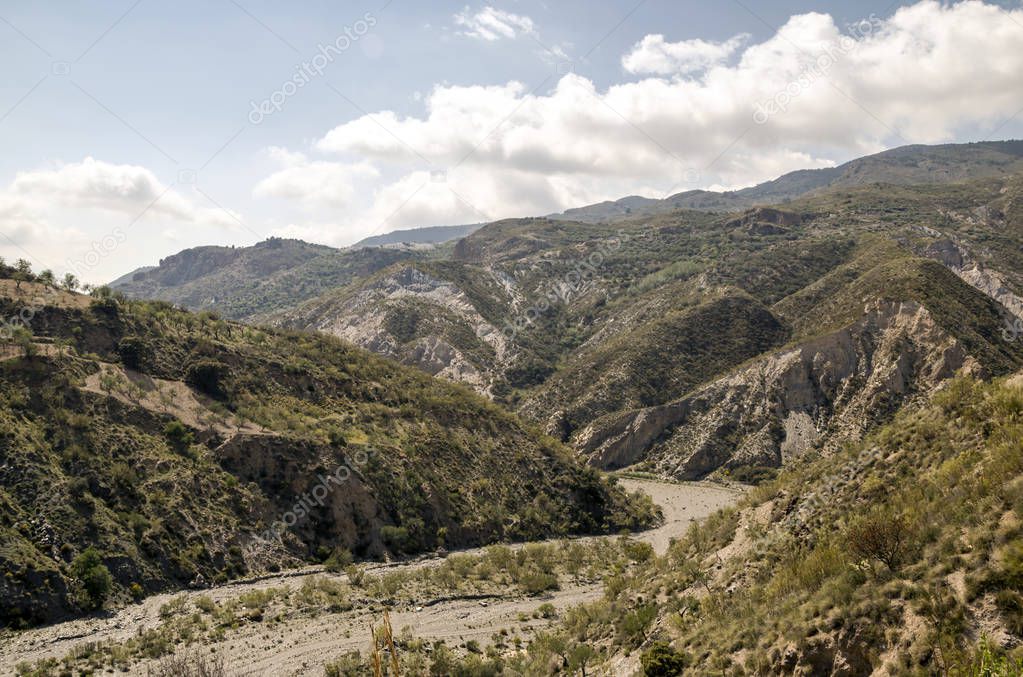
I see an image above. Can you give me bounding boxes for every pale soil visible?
[81,362,268,437]
[0,280,91,310]
[616,478,743,555]
[0,478,742,676]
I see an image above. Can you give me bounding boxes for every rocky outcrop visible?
[281,265,514,395]
[725,207,803,235]
[578,300,978,478]
[918,235,1023,322]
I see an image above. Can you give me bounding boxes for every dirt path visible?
[0,478,742,676]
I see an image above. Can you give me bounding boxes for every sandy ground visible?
[0,478,742,676]
[617,478,741,554]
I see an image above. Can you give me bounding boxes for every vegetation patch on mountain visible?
[0,266,656,629]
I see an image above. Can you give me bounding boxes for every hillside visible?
[0,274,655,629]
[350,372,1023,674]
[352,223,483,248]
[271,172,1023,483]
[555,140,1023,223]
[25,373,1018,675]
[110,238,416,322]
[108,142,1023,484]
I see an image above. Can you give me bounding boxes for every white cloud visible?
[622,33,749,75]
[0,158,250,281]
[0,194,67,248]
[9,157,239,229]
[254,150,379,207]
[453,5,535,41]
[260,1,1023,244]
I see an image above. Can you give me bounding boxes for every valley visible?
[4,140,1023,674]
[1,478,740,676]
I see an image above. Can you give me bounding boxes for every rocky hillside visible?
[273,174,1023,482]
[0,274,655,629]
[110,237,416,321]
[111,142,1023,483]
[433,372,1023,675]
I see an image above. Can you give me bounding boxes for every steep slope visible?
[573,242,1023,478]
[520,289,790,440]
[111,237,414,321]
[0,276,655,628]
[111,144,1023,486]
[271,173,1023,482]
[454,373,1023,675]
[274,261,515,395]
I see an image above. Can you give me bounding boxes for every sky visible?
[0,0,1022,284]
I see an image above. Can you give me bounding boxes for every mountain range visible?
[6,140,1023,673]
[112,140,1023,482]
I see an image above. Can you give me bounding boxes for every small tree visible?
[186,359,230,399]
[13,259,32,290]
[324,547,354,573]
[117,336,151,371]
[568,643,597,676]
[10,325,34,358]
[846,508,913,571]
[37,269,55,287]
[70,547,112,611]
[61,272,80,292]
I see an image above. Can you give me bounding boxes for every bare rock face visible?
[919,235,1023,322]
[577,300,977,478]
[282,265,514,395]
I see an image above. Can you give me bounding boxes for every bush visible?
[640,641,690,676]
[518,571,559,595]
[995,590,1023,635]
[117,336,152,371]
[148,649,226,677]
[618,603,657,647]
[380,525,410,554]
[70,547,112,611]
[323,547,354,573]
[845,508,913,570]
[163,420,194,451]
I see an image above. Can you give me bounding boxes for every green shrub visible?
[536,602,557,619]
[995,590,1023,635]
[518,571,559,595]
[323,547,354,573]
[380,525,410,554]
[163,420,194,451]
[117,336,151,371]
[70,547,112,611]
[618,603,657,647]
[640,641,690,676]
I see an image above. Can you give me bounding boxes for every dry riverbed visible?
[0,478,741,676]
